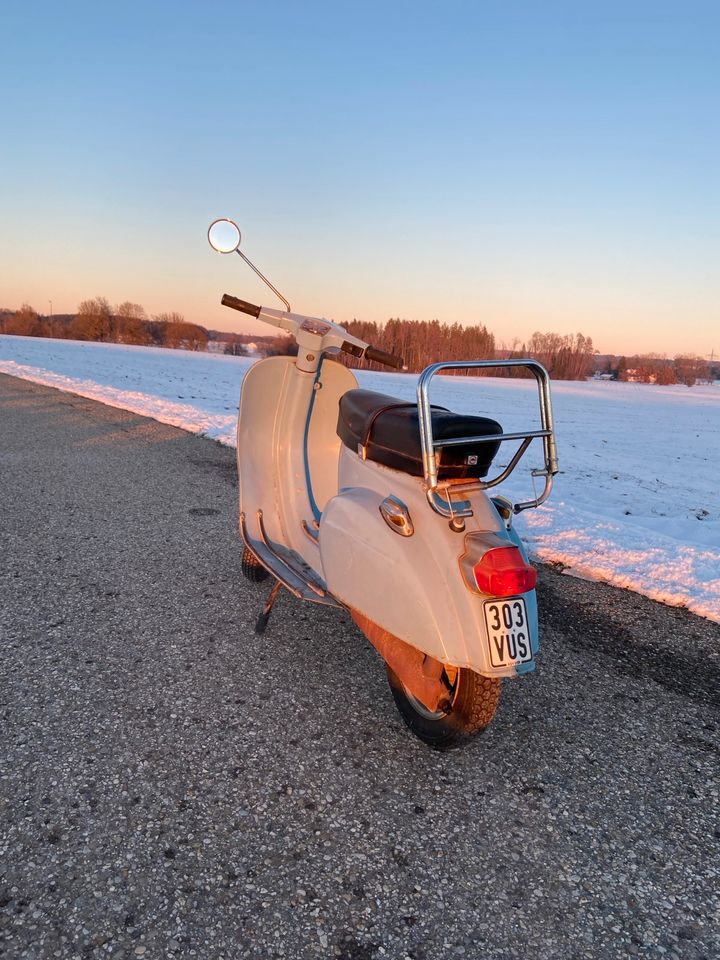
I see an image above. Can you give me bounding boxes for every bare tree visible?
[655,363,678,385]
[154,312,208,351]
[154,311,184,325]
[674,354,708,387]
[115,301,149,345]
[524,332,595,380]
[71,297,112,341]
[155,312,183,348]
[5,303,40,337]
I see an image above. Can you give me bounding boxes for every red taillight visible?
[473,547,537,597]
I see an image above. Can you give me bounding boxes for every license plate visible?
[483,598,533,668]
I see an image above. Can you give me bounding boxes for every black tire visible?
[386,664,501,749]
[241,545,270,583]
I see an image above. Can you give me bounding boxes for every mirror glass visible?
[208,218,241,254]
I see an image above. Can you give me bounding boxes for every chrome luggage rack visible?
[417,360,559,520]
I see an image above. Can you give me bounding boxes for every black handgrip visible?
[221,293,261,318]
[365,345,405,370]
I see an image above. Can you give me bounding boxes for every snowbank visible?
[1,335,718,623]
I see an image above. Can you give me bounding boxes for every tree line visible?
[1,300,209,350]
[339,317,496,374]
[496,332,596,381]
[12,300,708,384]
[336,320,596,381]
[0,301,599,380]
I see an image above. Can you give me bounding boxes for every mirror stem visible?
[235,249,291,313]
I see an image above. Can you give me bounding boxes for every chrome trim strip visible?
[301,519,320,544]
[240,511,340,607]
[257,510,327,598]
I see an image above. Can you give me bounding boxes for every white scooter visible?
[208,218,559,748]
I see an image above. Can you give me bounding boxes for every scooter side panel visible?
[319,449,538,677]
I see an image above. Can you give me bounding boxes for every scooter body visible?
[321,444,539,677]
[209,217,558,747]
[238,353,538,678]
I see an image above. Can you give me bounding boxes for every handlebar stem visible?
[233,303,373,369]
[222,297,403,371]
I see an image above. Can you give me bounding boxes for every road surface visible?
[1,374,718,960]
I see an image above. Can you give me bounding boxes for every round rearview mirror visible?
[208,218,241,254]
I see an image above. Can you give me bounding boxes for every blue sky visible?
[2,0,718,356]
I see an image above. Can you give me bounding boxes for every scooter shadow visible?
[236,580,545,762]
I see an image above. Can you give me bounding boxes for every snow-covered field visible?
[2,335,718,624]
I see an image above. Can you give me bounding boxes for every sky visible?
[1,0,718,357]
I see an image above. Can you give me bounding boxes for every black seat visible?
[337,389,503,480]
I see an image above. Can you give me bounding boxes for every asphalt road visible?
[1,373,718,960]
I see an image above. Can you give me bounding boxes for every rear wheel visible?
[241,545,270,583]
[386,664,501,749]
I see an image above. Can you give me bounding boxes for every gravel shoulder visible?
[1,373,718,960]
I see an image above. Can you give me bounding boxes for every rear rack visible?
[417,360,559,519]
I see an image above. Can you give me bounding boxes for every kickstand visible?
[255,579,283,635]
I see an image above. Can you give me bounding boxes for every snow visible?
[2,334,719,624]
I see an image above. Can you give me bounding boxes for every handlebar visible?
[364,345,405,370]
[222,293,405,369]
[340,340,405,370]
[221,293,261,318]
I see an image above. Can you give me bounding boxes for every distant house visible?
[625,368,657,384]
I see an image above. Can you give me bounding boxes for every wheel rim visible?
[403,666,459,720]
